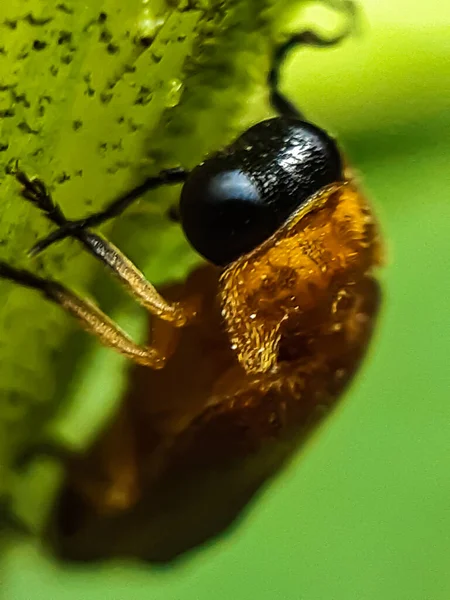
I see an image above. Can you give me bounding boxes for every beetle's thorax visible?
[219,180,383,375]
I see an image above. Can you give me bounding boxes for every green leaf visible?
[0,0,307,528]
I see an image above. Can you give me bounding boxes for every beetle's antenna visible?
[20,166,188,255]
[269,0,358,119]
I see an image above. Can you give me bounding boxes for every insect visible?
[0,3,380,373]
[1,3,383,561]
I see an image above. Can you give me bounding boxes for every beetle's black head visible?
[179,117,343,266]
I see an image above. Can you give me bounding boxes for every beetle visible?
[0,3,380,374]
[0,2,383,561]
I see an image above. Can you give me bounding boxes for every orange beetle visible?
[0,3,382,562]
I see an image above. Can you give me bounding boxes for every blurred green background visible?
[3,0,450,598]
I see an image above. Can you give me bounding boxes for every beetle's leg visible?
[269,0,357,118]
[24,166,188,255]
[0,262,177,368]
[84,231,198,326]
[12,168,197,326]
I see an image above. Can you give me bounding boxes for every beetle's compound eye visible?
[180,165,268,267]
[179,117,343,266]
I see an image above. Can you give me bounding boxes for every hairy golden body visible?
[0,1,371,561]
[221,180,382,375]
[51,178,382,562]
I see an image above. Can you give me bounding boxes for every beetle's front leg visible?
[10,167,199,328]
[0,262,180,368]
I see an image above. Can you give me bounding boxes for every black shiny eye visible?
[179,117,343,266]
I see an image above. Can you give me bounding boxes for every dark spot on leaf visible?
[137,35,153,48]
[99,29,112,43]
[100,92,113,104]
[61,54,73,64]
[55,172,70,184]
[58,31,72,45]
[56,4,74,15]
[74,169,83,177]
[72,119,83,131]
[17,121,40,134]
[123,64,136,74]
[106,42,119,55]
[12,91,30,108]
[16,49,29,61]
[0,83,16,91]
[33,40,48,51]
[83,12,107,33]
[127,118,143,132]
[50,65,59,76]
[0,108,15,118]
[0,46,6,55]
[117,115,125,124]
[4,20,18,30]
[85,86,95,97]
[5,158,17,175]
[0,143,9,152]
[24,14,53,26]
[31,147,44,157]
[134,85,152,106]
[37,96,52,118]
